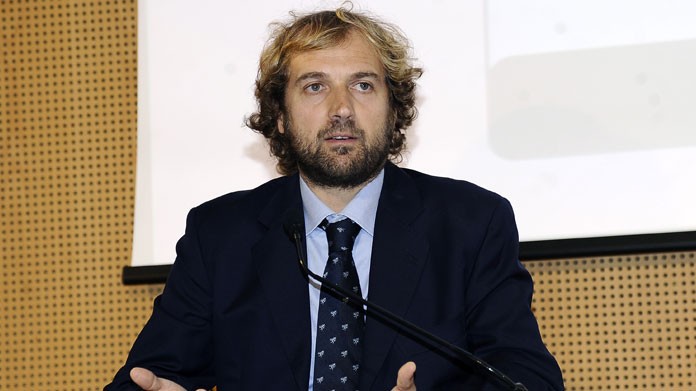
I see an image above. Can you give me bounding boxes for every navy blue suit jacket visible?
[106,163,564,390]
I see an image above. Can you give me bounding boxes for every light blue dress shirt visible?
[300,169,384,391]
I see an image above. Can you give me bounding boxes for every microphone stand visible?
[285,221,528,391]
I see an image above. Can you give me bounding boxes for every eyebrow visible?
[293,71,382,86]
[294,72,327,86]
[352,71,381,80]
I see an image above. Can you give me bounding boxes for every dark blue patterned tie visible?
[314,217,364,391]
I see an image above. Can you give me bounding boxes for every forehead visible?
[286,31,385,79]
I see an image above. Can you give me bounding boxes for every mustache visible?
[318,119,364,139]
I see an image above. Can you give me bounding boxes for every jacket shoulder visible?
[400,167,508,209]
[189,174,295,226]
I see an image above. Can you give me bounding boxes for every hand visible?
[130,367,206,391]
[391,361,416,391]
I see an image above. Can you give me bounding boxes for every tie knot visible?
[321,217,361,253]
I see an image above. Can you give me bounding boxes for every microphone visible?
[283,212,528,391]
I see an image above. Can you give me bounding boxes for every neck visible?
[300,173,374,213]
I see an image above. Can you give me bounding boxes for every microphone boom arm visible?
[287,226,527,391]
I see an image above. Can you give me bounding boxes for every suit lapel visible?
[360,164,429,391]
[251,175,311,391]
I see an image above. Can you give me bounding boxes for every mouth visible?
[324,134,357,141]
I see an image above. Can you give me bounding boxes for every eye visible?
[304,83,324,93]
[354,82,372,91]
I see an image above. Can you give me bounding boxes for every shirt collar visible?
[299,169,384,237]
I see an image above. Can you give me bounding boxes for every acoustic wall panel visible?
[526,252,696,389]
[0,1,162,389]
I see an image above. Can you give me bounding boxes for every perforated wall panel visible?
[1,1,163,390]
[525,252,696,390]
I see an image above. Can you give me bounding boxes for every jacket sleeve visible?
[462,198,564,390]
[104,207,216,390]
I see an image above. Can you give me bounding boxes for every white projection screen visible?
[130,0,696,274]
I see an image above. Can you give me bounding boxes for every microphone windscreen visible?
[282,209,305,240]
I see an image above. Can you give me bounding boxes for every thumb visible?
[393,361,417,391]
[130,367,161,390]
[130,367,190,391]
[130,367,203,391]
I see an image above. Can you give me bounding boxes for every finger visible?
[393,361,417,391]
[130,367,160,390]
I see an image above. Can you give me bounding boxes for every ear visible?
[277,114,285,134]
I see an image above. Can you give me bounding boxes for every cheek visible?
[295,107,328,130]
[360,104,391,131]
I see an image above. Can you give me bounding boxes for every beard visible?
[284,115,394,189]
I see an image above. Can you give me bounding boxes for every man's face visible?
[279,30,394,189]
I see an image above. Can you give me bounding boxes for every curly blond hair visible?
[245,5,423,175]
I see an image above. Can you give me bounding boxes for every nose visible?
[329,87,354,125]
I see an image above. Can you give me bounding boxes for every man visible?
[106,5,564,390]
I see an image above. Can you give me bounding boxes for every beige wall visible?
[1,1,694,389]
[1,1,162,389]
